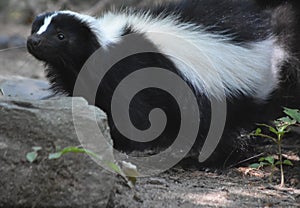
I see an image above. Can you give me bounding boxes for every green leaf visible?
[259,162,270,167]
[278,116,296,125]
[284,108,300,123]
[249,163,260,169]
[276,129,288,137]
[283,160,293,166]
[264,156,275,165]
[32,146,42,152]
[258,157,266,162]
[48,152,63,160]
[48,146,100,160]
[26,151,38,163]
[106,162,122,175]
[257,124,278,135]
[61,146,87,154]
[269,127,279,135]
[255,128,262,135]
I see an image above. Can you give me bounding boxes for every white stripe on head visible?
[37,13,58,35]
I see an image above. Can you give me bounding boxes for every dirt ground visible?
[1,24,300,208]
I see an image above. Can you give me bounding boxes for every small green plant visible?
[49,146,138,188]
[26,146,42,163]
[249,156,293,184]
[250,108,300,187]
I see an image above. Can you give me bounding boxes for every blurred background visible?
[0,0,172,26]
[0,0,172,78]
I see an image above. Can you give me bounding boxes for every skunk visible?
[27,0,300,167]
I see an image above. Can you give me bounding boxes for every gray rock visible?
[0,76,52,100]
[0,97,115,208]
[0,36,9,48]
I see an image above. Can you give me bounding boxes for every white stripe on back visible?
[96,11,279,100]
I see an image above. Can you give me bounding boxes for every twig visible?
[229,153,265,168]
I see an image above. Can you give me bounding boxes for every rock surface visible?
[0,76,52,99]
[0,96,115,208]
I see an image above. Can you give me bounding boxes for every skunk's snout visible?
[27,35,41,52]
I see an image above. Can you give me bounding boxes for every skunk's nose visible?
[27,35,41,51]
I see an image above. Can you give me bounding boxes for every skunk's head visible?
[27,11,101,70]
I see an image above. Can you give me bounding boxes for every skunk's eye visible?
[57,33,65,40]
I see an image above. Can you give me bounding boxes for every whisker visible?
[0,45,26,53]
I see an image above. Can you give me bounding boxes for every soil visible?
[1,25,300,208]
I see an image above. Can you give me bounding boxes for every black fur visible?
[27,0,300,167]
[147,0,272,44]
